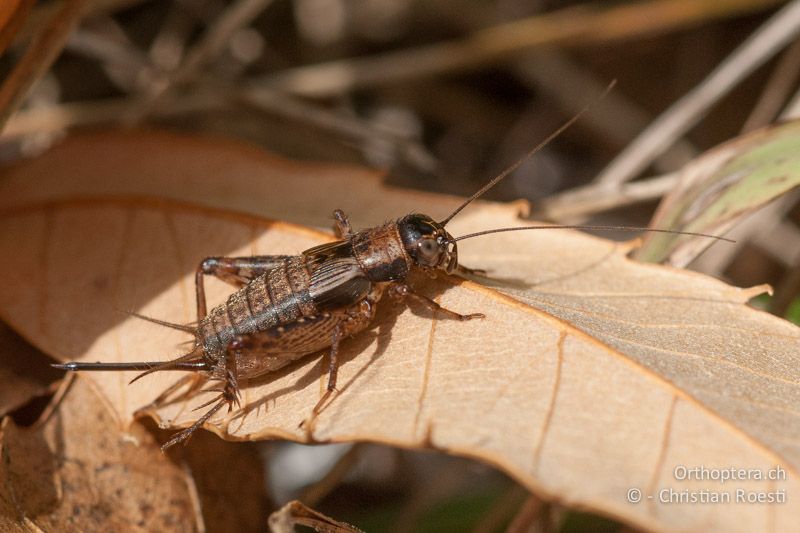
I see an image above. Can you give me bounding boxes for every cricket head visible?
[398,213,458,274]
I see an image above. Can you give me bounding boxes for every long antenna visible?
[452,225,734,243]
[439,80,617,227]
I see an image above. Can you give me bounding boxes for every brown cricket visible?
[54,99,732,450]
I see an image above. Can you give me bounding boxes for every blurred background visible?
[2,0,800,531]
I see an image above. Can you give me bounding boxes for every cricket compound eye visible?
[418,238,439,259]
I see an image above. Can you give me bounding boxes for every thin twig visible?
[147,1,198,72]
[533,172,678,222]
[0,0,36,55]
[690,190,799,273]
[128,0,276,121]
[0,80,437,171]
[741,37,800,132]
[780,85,800,118]
[593,0,800,186]
[163,0,274,84]
[66,25,151,91]
[32,372,76,429]
[236,84,438,172]
[0,92,224,139]
[248,0,785,98]
[1,76,438,171]
[17,0,146,43]
[0,0,88,130]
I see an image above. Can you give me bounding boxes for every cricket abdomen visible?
[197,250,373,358]
[199,256,315,355]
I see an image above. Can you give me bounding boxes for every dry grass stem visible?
[690,190,800,274]
[534,173,678,222]
[0,92,224,139]
[236,86,437,172]
[1,83,436,171]
[781,85,800,117]
[17,0,145,43]
[129,0,276,121]
[248,0,785,98]
[593,0,800,186]
[0,0,88,130]
[741,38,800,132]
[0,0,35,55]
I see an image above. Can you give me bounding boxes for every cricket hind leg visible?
[314,328,341,416]
[160,396,227,450]
[300,295,381,434]
[161,316,323,449]
[129,346,207,383]
[194,255,291,318]
[136,371,208,414]
[178,293,377,443]
[160,342,243,450]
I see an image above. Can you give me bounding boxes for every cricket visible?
[53,94,732,450]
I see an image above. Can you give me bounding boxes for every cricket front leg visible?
[194,255,291,318]
[389,283,485,321]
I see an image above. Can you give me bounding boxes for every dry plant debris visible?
[0,377,199,531]
[0,135,797,530]
[638,119,800,266]
[2,0,800,528]
[269,500,363,533]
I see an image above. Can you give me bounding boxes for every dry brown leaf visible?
[0,129,464,229]
[0,376,199,531]
[0,196,798,532]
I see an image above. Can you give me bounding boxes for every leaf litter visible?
[0,196,797,532]
[0,131,799,531]
[0,376,199,531]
